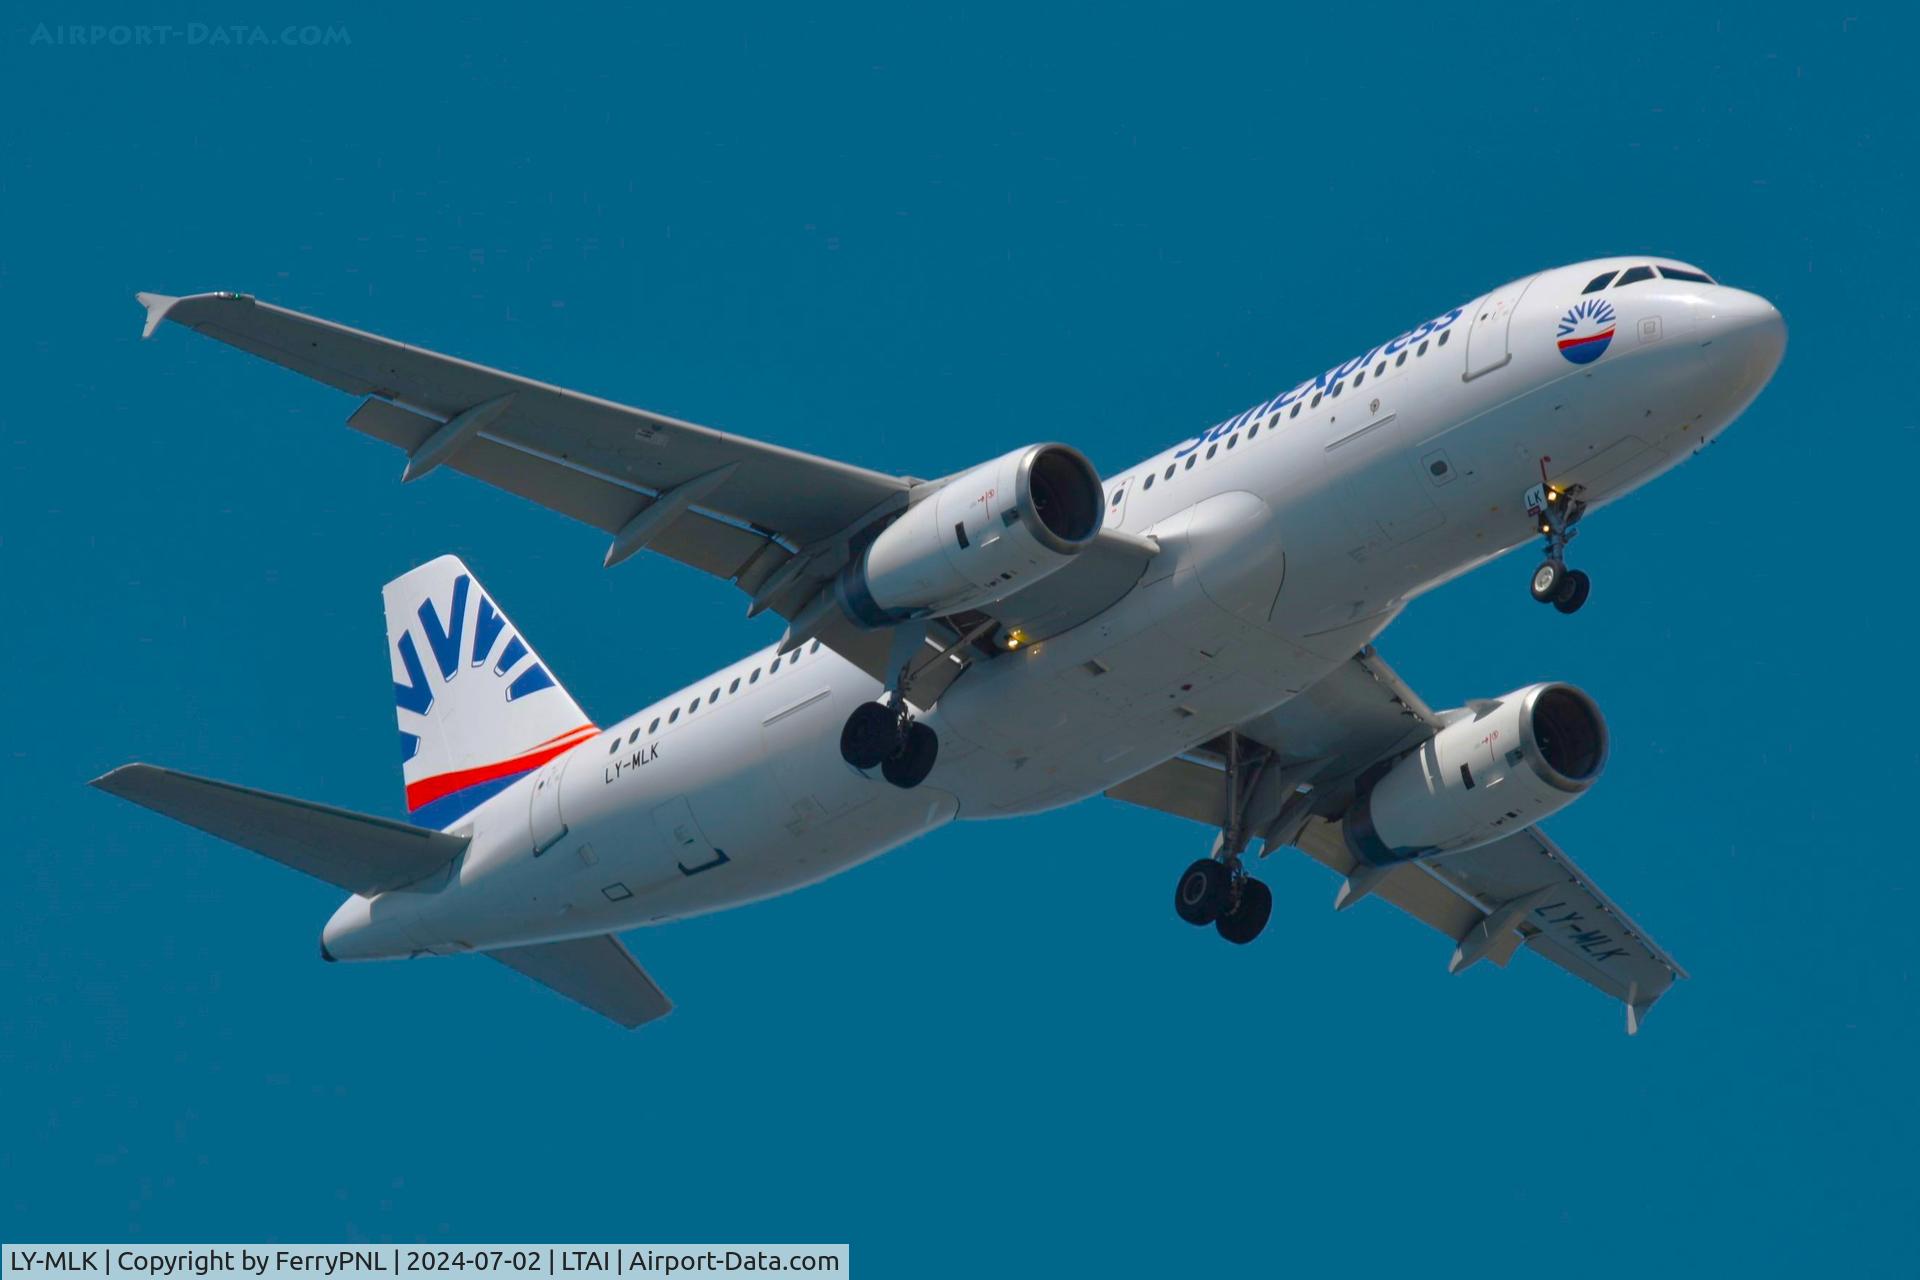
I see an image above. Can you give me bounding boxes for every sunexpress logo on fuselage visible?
[1556,298,1616,365]
[392,573,556,762]
[1174,305,1466,458]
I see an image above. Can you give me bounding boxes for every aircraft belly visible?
[932,561,1337,818]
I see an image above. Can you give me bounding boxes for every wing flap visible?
[349,398,783,584]
[490,934,673,1029]
[93,763,464,895]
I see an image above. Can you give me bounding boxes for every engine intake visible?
[1345,682,1607,866]
[836,443,1104,626]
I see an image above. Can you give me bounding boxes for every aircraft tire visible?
[1174,859,1233,925]
[1530,560,1564,603]
[881,721,938,789]
[1216,878,1273,945]
[1553,569,1591,614]
[841,701,898,770]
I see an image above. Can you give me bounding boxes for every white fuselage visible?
[322,257,1784,961]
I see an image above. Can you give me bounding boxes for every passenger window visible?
[1615,265,1656,287]
[730,678,741,693]
[1184,455,1196,470]
[608,738,621,755]
[669,708,680,723]
[1374,361,1386,377]
[1111,490,1123,506]
[1582,270,1617,294]
[1206,443,1218,459]
[1354,371,1365,387]
[771,657,782,672]
[1290,403,1302,418]
[1658,265,1714,284]
[708,689,719,704]
[628,728,641,745]
[1164,464,1175,480]
[1143,473,1154,490]
[1310,393,1322,408]
[689,698,699,713]
[811,640,821,653]
[749,669,760,683]
[649,718,660,732]
[1437,329,1450,346]
[1395,351,1407,367]
[1227,434,1238,449]
[1331,382,1343,397]
[1417,340,1429,356]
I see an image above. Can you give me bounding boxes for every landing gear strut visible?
[838,622,941,789]
[1170,733,1275,945]
[1526,470,1591,615]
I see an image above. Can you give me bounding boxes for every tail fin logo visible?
[392,573,559,762]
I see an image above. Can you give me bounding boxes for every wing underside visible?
[1106,648,1685,1030]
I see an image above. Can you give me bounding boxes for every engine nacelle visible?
[835,443,1104,626]
[1345,683,1608,865]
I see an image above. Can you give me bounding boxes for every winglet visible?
[135,291,181,339]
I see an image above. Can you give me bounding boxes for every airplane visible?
[97,257,1784,1032]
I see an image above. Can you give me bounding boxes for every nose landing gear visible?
[1525,473,1591,615]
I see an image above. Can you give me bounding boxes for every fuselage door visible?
[1463,274,1539,381]
[529,758,569,855]
[1105,476,1133,529]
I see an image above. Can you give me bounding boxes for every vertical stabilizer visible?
[384,555,595,828]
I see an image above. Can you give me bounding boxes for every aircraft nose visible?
[1707,287,1786,384]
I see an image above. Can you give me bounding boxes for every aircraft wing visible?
[135,290,909,617]
[136,290,1153,686]
[1105,648,1686,1031]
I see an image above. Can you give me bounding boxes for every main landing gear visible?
[1171,733,1275,945]
[840,699,938,789]
[1526,471,1591,615]
[1174,858,1273,944]
[839,621,940,789]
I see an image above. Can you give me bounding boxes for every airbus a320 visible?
[99,258,1784,1031]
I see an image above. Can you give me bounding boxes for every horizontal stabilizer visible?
[93,763,465,895]
[491,934,673,1029]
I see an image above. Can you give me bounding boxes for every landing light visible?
[1005,628,1029,650]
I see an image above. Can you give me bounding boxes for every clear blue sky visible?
[4,5,1914,1274]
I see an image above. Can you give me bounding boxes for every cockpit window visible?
[1581,271,1616,294]
[1614,265,1657,287]
[1658,265,1715,284]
